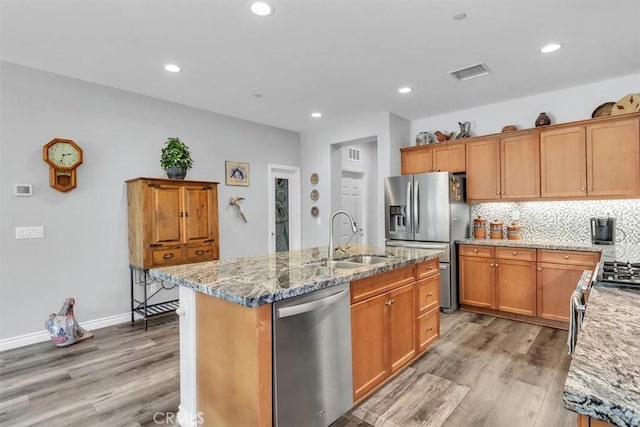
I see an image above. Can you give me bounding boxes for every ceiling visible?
[1,0,639,133]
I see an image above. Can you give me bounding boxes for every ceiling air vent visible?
[448,62,491,82]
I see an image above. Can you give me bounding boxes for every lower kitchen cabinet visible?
[496,259,537,316]
[351,259,440,403]
[351,293,389,401]
[460,254,496,309]
[577,414,614,427]
[459,245,599,328]
[389,283,416,373]
[536,250,599,322]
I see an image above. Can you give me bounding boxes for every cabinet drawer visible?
[495,247,536,261]
[151,247,183,265]
[351,265,415,304]
[416,308,439,353]
[186,244,215,261]
[459,245,493,258]
[537,250,599,266]
[416,275,440,315]
[416,258,439,279]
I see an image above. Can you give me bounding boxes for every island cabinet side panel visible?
[196,293,272,427]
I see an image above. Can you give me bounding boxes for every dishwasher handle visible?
[276,289,349,319]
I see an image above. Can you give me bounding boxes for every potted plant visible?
[160,137,194,180]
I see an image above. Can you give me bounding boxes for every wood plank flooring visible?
[0,311,577,426]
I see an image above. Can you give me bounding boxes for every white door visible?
[268,165,301,254]
[340,171,366,245]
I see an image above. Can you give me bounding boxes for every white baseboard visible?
[0,312,140,352]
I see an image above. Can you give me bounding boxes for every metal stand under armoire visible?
[129,266,179,331]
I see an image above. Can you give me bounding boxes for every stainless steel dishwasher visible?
[273,283,353,427]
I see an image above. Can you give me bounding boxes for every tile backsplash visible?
[471,199,640,244]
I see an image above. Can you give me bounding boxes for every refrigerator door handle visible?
[406,181,412,231]
[414,181,419,233]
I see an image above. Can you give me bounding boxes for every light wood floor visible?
[0,311,576,426]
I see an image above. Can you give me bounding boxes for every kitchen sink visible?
[343,255,389,265]
[307,260,364,269]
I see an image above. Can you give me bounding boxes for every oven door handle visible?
[572,295,586,313]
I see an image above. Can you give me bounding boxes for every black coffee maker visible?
[590,216,616,245]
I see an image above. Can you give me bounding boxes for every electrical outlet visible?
[317,217,321,225]
[512,210,520,221]
[15,226,44,239]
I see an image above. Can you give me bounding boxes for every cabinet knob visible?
[495,264,499,268]
[496,191,500,195]
[473,249,478,253]
[490,263,494,267]
[427,327,433,332]
[537,267,542,271]
[501,191,505,195]
[512,251,517,255]
[564,255,570,259]
[163,253,174,260]
[588,187,593,191]
[581,188,585,191]
[427,292,433,297]
[427,266,433,270]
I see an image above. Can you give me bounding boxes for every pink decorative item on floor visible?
[45,298,94,347]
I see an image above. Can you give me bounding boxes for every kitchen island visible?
[150,244,444,427]
[563,285,640,427]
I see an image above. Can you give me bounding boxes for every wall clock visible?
[43,138,83,192]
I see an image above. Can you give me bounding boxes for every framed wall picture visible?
[225,161,250,186]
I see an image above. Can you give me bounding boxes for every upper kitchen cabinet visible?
[540,126,587,197]
[587,117,640,196]
[466,133,540,201]
[541,117,640,198]
[401,141,465,175]
[127,177,219,269]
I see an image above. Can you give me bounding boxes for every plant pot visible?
[165,167,187,180]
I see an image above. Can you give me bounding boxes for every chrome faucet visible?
[329,210,358,260]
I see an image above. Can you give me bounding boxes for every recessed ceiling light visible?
[540,43,562,53]
[453,12,467,20]
[164,64,181,73]
[398,87,412,94]
[250,1,274,16]
[253,93,263,98]
[311,112,322,118]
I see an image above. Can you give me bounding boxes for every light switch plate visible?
[15,226,44,239]
[14,184,32,196]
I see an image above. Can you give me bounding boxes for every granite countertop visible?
[456,238,640,262]
[563,285,640,426]
[149,244,443,307]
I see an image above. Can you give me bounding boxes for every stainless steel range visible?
[598,261,640,287]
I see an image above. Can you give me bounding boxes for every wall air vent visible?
[348,148,361,162]
[448,62,491,82]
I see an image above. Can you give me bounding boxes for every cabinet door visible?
[540,126,587,197]
[351,293,389,402]
[401,147,433,175]
[183,185,216,243]
[536,262,586,322]
[495,259,536,316]
[149,184,183,246]
[433,143,465,172]
[501,133,540,199]
[459,256,495,309]
[466,138,501,200]
[587,118,640,196]
[388,283,416,373]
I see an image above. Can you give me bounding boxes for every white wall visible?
[300,113,410,249]
[0,61,300,340]
[411,73,640,142]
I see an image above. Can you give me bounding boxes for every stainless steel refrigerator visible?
[384,172,470,312]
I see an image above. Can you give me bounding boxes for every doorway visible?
[268,164,301,253]
[340,170,366,245]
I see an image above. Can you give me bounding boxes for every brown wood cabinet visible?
[537,250,599,322]
[466,133,540,201]
[540,118,640,198]
[577,414,614,427]
[400,142,465,175]
[587,117,640,196]
[460,246,537,315]
[126,177,219,269]
[459,245,599,328]
[351,259,440,402]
